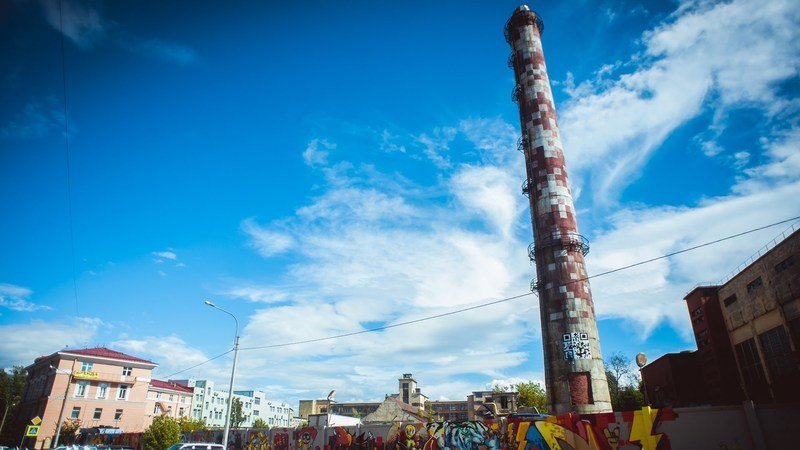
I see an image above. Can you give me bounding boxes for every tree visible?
[178,416,206,433]
[230,398,246,428]
[515,381,548,414]
[58,419,81,446]
[0,366,26,443]
[142,416,181,450]
[252,418,268,429]
[604,352,645,411]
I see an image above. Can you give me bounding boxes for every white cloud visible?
[241,218,294,257]
[40,0,106,48]
[558,0,800,204]
[302,139,335,167]
[0,317,103,367]
[152,250,177,260]
[112,335,231,381]
[0,283,51,312]
[414,127,457,169]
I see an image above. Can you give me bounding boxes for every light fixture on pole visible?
[204,300,240,449]
[51,360,76,449]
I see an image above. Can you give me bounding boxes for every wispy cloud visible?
[558,0,800,205]
[124,39,198,65]
[302,139,335,167]
[0,283,51,312]
[39,0,198,65]
[0,317,103,367]
[241,218,294,257]
[0,99,66,139]
[40,0,107,49]
[414,127,457,169]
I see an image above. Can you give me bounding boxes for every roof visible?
[150,379,194,393]
[58,347,156,365]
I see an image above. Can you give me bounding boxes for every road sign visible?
[31,416,42,425]
[25,425,40,437]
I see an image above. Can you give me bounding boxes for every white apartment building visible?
[170,379,292,428]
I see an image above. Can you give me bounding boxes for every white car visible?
[166,443,225,450]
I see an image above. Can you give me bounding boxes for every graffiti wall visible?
[182,406,677,450]
[85,404,799,450]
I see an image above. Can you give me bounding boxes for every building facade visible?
[682,286,742,404]
[17,347,157,449]
[718,227,800,402]
[505,5,612,414]
[145,380,193,425]
[171,379,292,428]
[640,352,703,408]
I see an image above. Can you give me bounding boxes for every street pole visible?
[223,335,239,449]
[53,360,76,448]
[204,300,239,450]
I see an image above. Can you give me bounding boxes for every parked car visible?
[167,443,225,450]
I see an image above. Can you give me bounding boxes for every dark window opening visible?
[747,277,763,293]
[723,295,738,307]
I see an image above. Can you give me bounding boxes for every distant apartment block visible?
[170,379,292,427]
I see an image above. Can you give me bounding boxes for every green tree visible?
[605,352,645,411]
[142,416,181,450]
[515,381,548,414]
[252,418,269,429]
[230,398,245,428]
[178,416,206,433]
[58,419,81,445]
[0,366,26,443]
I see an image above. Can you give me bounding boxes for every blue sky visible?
[1,0,799,405]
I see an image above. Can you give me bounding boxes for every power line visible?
[237,215,800,352]
[162,349,234,379]
[58,0,80,316]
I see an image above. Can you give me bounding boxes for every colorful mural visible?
[76,407,679,450]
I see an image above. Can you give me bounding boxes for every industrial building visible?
[642,225,800,406]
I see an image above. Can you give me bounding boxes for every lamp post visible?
[204,300,240,449]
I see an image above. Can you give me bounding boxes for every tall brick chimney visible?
[505,5,612,414]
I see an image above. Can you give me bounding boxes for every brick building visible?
[642,226,800,406]
[719,227,800,402]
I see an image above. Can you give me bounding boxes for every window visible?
[114,409,123,420]
[759,326,797,379]
[71,407,81,419]
[180,396,185,403]
[75,381,89,397]
[747,277,763,293]
[775,255,795,273]
[156,392,162,399]
[254,397,260,405]
[81,361,94,372]
[735,338,769,400]
[122,367,132,376]
[97,383,109,399]
[169,394,174,401]
[253,410,259,416]
[117,385,129,400]
[723,295,738,307]
[154,404,161,414]
[179,407,185,416]
[93,408,102,420]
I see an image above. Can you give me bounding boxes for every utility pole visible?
[52,360,76,448]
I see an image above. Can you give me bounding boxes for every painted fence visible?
[83,403,800,450]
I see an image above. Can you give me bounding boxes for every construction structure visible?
[505,5,612,413]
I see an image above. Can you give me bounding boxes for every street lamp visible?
[204,300,240,449]
[52,361,76,449]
